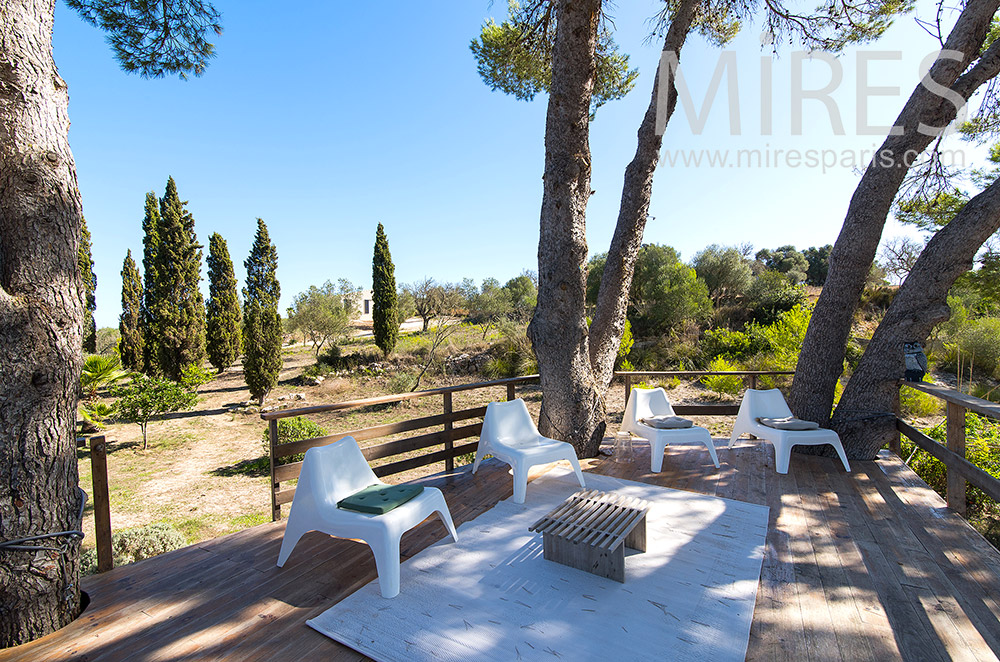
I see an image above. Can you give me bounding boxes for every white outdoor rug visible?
[307,467,770,662]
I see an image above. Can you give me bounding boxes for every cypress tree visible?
[78,217,97,353]
[206,232,242,371]
[155,177,206,380]
[119,250,144,371]
[243,218,281,405]
[372,222,398,357]
[140,191,161,375]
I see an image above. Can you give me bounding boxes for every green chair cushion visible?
[338,484,425,515]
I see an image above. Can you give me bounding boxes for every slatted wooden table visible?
[529,489,650,583]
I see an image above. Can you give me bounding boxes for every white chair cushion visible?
[757,416,820,431]
[641,415,694,429]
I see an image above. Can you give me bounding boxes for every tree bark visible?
[0,0,85,645]
[832,177,1000,457]
[790,0,1000,425]
[528,0,605,456]
[588,0,700,389]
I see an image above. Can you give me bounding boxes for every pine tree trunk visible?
[588,0,700,388]
[527,0,605,456]
[0,0,85,645]
[789,0,1000,425]
[832,178,1000,457]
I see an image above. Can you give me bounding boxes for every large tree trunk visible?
[832,178,1000,457]
[528,0,605,456]
[790,0,1000,426]
[0,0,85,646]
[588,0,700,389]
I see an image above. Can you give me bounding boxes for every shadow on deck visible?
[4,441,1000,662]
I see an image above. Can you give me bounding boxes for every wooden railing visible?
[263,369,796,521]
[260,375,538,520]
[896,381,1000,515]
[619,370,795,416]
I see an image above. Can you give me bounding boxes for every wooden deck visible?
[4,440,1000,661]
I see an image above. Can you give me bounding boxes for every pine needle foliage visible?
[153,177,206,380]
[140,190,161,375]
[206,232,242,371]
[243,219,282,405]
[119,249,144,371]
[372,223,399,357]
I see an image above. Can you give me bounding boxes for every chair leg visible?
[369,534,402,599]
[650,439,667,473]
[436,507,459,542]
[276,518,308,567]
[472,441,488,474]
[512,464,529,504]
[567,455,586,488]
[774,440,792,474]
[704,438,721,468]
[832,442,852,473]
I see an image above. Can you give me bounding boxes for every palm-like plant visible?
[80,354,127,401]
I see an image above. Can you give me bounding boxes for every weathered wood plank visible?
[901,381,1000,420]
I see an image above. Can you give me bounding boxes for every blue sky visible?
[53,0,978,328]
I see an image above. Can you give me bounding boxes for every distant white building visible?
[353,289,374,321]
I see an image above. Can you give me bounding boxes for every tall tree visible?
[790,0,1000,426]
[0,0,220,644]
[372,223,398,357]
[78,217,97,352]
[206,232,241,371]
[243,219,281,406]
[140,190,162,375]
[476,0,898,455]
[154,177,206,380]
[286,281,351,357]
[119,249,144,371]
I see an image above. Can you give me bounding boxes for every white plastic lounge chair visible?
[622,387,721,472]
[728,388,851,475]
[276,436,458,598]
[472,399,586,504]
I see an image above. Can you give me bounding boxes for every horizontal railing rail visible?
[262,375,539,520]
[618,370,795,416]
[262,370,796,520]
[897,381,1000,515]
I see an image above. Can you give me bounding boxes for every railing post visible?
[624,374,631,406]
[89,435,113,573]
[506,382,516,402]
[749,374,757,390]
[946,401,967,515]
[443,392,454,472]
[269,418,281,521]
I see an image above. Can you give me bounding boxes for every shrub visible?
[261,416,329,463]
[180,364,216,390]
[387,371,418,393]
[481,324,536,378]
[80,522,186,575]
[899,377,942,418]
[701,356,744,397]
[955,318,1000,377]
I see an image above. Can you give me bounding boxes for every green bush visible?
[701,356,744,397]
[80,522,186,576]
[387,372,418,393]
[700,327,761,363]
[481,324,536,378]
[955,318,1000,377]
[899,378,942,418]
[180,364,216,390]
[261,416,329,463]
